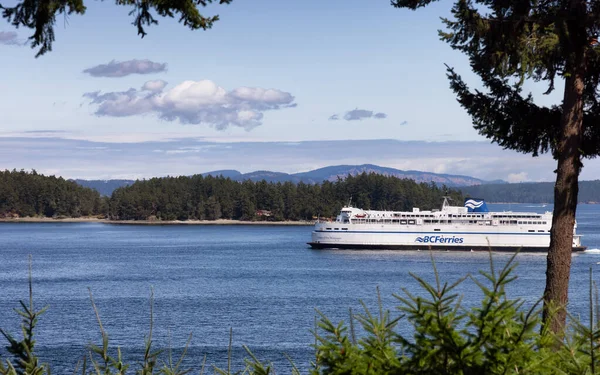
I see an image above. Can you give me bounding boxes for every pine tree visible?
[1,0,232,57]
[392,0,600,334]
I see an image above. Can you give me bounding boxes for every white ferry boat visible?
[308,198,585,252]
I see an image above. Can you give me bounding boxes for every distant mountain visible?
[75,164,500,196]
[72,179,135,196]
[291,164,489,186]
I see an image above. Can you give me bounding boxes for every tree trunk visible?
[542,62,585,335]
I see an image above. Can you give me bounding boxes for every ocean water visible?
[1,203,600,373]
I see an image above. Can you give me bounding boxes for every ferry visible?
[308,198,585,252]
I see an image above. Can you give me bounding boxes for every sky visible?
[1,0,599,182]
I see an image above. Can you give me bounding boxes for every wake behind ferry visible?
[308,198,585,252]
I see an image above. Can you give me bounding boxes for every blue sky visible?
[1,0,597,181]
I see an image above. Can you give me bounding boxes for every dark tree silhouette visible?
[0,0,231,56]
[392,0,600,334]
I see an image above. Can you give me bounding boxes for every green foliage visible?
[0,0,231,57]
[312,253,600,375]
[393,0,600,158]
[108,172,463,221]
[0,169,104,218]
[8,255,600,374]
[0,258,49,375]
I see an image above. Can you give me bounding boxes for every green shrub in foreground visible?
[2,253,600,374]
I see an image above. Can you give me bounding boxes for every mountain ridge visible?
[74,164,501,196]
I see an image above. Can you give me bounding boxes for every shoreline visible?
[0,217,315,226]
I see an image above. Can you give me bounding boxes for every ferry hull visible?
[312,198,585,253]
[310,225,585,253]
[308,242,586,252]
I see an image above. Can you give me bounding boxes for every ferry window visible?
[408,220,415,225]
[543,221,547,224]
[538,230,544,232]
[400,220,407,224]
[448,220,452,224]
[326,228,332,230]
[434,229,441,231]
[334,228,339,230]
[518,221,522,224]
[342,228,348,231]
[528,230,535,232]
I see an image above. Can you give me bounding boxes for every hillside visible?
[76,164,495,196]
[460,180,600,203]
[1,170,103,218]
[108,173,464,221]
[292,164,491,186]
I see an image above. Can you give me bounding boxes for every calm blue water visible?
[1,203,600,373]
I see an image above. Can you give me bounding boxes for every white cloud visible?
[0,31,19,45]
[83,59,167,78]
[343,109,387,121]
[142,80,168,92]
[84,80,296,130]
[507,172,529,183]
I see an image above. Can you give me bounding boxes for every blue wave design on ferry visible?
[464,198,489,212]
[464,199,484,209]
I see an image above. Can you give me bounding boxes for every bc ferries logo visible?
[465,199,485,210]
[464,198,489,213]
[415,236,464,244]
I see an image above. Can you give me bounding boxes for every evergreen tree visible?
[1,0,231,57]
[392,0,600,335]
[205,195,222,220]
[0,170,103,218]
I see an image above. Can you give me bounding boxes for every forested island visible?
[7,169,600,222]
[108,172,463,221]
[0,170,104,218]
[0,170,463,222]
